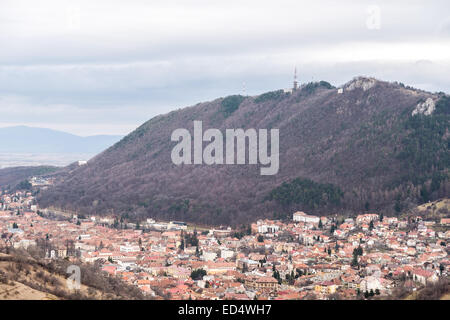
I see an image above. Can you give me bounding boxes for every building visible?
[360,276,382,292]
[356,214,379,225]
[293,211,320,224]
[257,220,280,234]
[244,276,279,292]
[412,269,439,285]
[168,221,187,230]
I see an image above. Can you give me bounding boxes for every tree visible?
[179,239,185,251]
[272,270,281,284]
[195,246,200,257]
[351,246,363,268]
[285,271,295,285]
[379,212,384,222]
[318,219,323,229]
[369,220,374,231]
[12,222,18,229]
[394,201,402,214]
[185,232,199,247]
[16,180,32,191]
[354,246,363,256]
[190,268,207,280]
[257,235,264,242]
[330,224,336,234]
[351,254,359,268]
[1,233,13,248]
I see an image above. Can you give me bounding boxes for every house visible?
[314,281,338,294]
[412,269,439,285]
[102,265,117,275]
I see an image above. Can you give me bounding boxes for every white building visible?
[202,251,217,261]
[168,221,187,230]
[256,220,280,234]
[221,249,235,259]
[120,244,141,253]
[360,276,382,292]
[293,211,320,224]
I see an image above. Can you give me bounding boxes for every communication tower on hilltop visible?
[293,67,298,91]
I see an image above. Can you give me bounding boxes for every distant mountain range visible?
[33,77,449,225]
[0,126,123,154]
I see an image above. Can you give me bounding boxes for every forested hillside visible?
[37,77,449,225]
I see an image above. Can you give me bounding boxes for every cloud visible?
[0,0,449,135]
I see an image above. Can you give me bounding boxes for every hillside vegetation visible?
[0,249,145,300]
[37,77,449,225]
[0,166,58,191]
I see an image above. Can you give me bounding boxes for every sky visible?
[0,0,449,136]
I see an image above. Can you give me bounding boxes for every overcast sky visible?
[0,0,449,136]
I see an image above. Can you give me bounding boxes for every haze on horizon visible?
[1,0,449,136]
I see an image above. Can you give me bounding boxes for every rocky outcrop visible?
[412,98,436,116]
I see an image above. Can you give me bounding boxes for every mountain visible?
[37,77,450,225]
[0,166,59,190]
[0,126,122,154]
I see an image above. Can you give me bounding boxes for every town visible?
[1,187,449,300]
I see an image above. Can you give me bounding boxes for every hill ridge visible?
[37,77,450,225]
